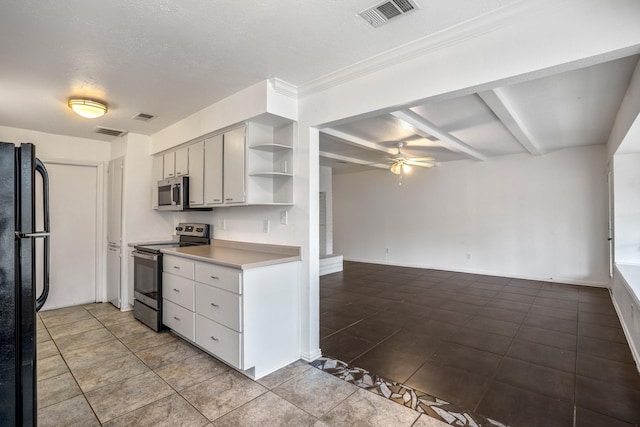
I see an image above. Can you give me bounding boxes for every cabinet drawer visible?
[195,262,241,294]
[163,300,194,340]
[195,283,242,332]
[195,314,241,369]
[162,273,194,310]
[164,256,194,280]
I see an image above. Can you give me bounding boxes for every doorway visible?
[36,161,101,310]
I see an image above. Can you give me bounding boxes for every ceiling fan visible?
[387,142,435,175]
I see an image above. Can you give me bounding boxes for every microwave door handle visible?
[172,183,179,206]
[35,158,50,312]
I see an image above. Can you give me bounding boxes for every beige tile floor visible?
[36,303,447,427]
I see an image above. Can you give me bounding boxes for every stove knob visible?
[176,226,183,231]
[196,227,203,232]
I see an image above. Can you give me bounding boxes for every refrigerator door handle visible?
[35,158,50,312]
[15,231,51,238]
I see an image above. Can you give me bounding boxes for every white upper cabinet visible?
[151,155,163,209]
[163,152,175,179]
[151,119,294,209]
[175,146,189,177]
[204,135,223,206]
[188,141,204,206]
[223,127,246,204]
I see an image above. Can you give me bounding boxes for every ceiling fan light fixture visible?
[402,163,411,173]
[390,162,402,175]
[68,98,108,119]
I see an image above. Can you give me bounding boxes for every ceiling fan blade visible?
[409,156,435,161]
[406,160,435,168]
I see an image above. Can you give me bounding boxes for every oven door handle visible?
[132,251,158,261]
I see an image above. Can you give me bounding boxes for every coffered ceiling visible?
[320,54,640,173]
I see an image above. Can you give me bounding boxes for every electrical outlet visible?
[263,219,270,233]
[218,218,226,231]
[280,210,288,225]
[385,248,389,254]
[466,253,472,260]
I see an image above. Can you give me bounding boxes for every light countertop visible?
[160,239,301,269]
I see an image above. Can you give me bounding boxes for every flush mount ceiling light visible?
[68,98,108,119]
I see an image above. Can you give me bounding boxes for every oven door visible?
[132,250,161,309]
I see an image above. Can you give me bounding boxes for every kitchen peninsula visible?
[161,239,301,379]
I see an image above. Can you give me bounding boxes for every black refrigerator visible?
[0,142,50,426]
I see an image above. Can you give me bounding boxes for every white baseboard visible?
[320,254,343,276]
[301,348,322,362]
[341,257,609,288]
[610,291,640,373]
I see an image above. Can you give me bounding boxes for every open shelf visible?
[249,143,292,152]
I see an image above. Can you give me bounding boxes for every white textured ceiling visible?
[0,0,520,140]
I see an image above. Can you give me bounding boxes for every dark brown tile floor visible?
[320,261,640,427]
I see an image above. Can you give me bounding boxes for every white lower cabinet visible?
[163,300,195,341]
[161,254,299,379]
[195,314,242,368]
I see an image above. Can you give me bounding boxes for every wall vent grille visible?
[93,126,128,137]
[359,0,419,27]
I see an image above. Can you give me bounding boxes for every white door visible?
[107,158,123,246]
[188,140,204,206]
[36,162,99,310]
[106,245,121,307]
[223,127,246,204]
[204,135,223,205]
[107,158,124,307]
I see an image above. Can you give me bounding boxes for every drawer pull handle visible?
[173,316,180,321]
[173,266,180,269]
[173,288,180,292]
[225,198,233,201]
[210,336,219,341]
[210,275,219,280]
[213,199,221,202]
[210,302,219,308]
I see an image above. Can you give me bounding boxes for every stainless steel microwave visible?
[157,176,188,211]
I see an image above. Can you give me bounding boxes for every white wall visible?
[0,125,110,162]
[319,166,333,256]
[333,145,609,286]
[614,153,640,264]
[608,58,640,156]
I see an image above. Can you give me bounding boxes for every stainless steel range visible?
[132,223,210,331]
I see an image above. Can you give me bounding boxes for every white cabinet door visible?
[107,157,123,246]
[188,141,204,206]
[163,152,175,179]
[204,135,223,206]
[175,146,189,177]
[223,128,246,204]
[151,155,163,209]
[106,245,121,308]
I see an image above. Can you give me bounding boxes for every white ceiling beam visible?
[319,151,389,169]
[390,110,487,161]
[320,128,395,154]
[478,89,544,156]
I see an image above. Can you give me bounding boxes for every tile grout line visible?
[470,278,540,415]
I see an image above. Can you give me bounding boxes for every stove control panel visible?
[175,223,210,239]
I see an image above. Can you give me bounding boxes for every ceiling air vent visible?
[93,126,128,138]
[132,112,156,122]
[359,0,419,27]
